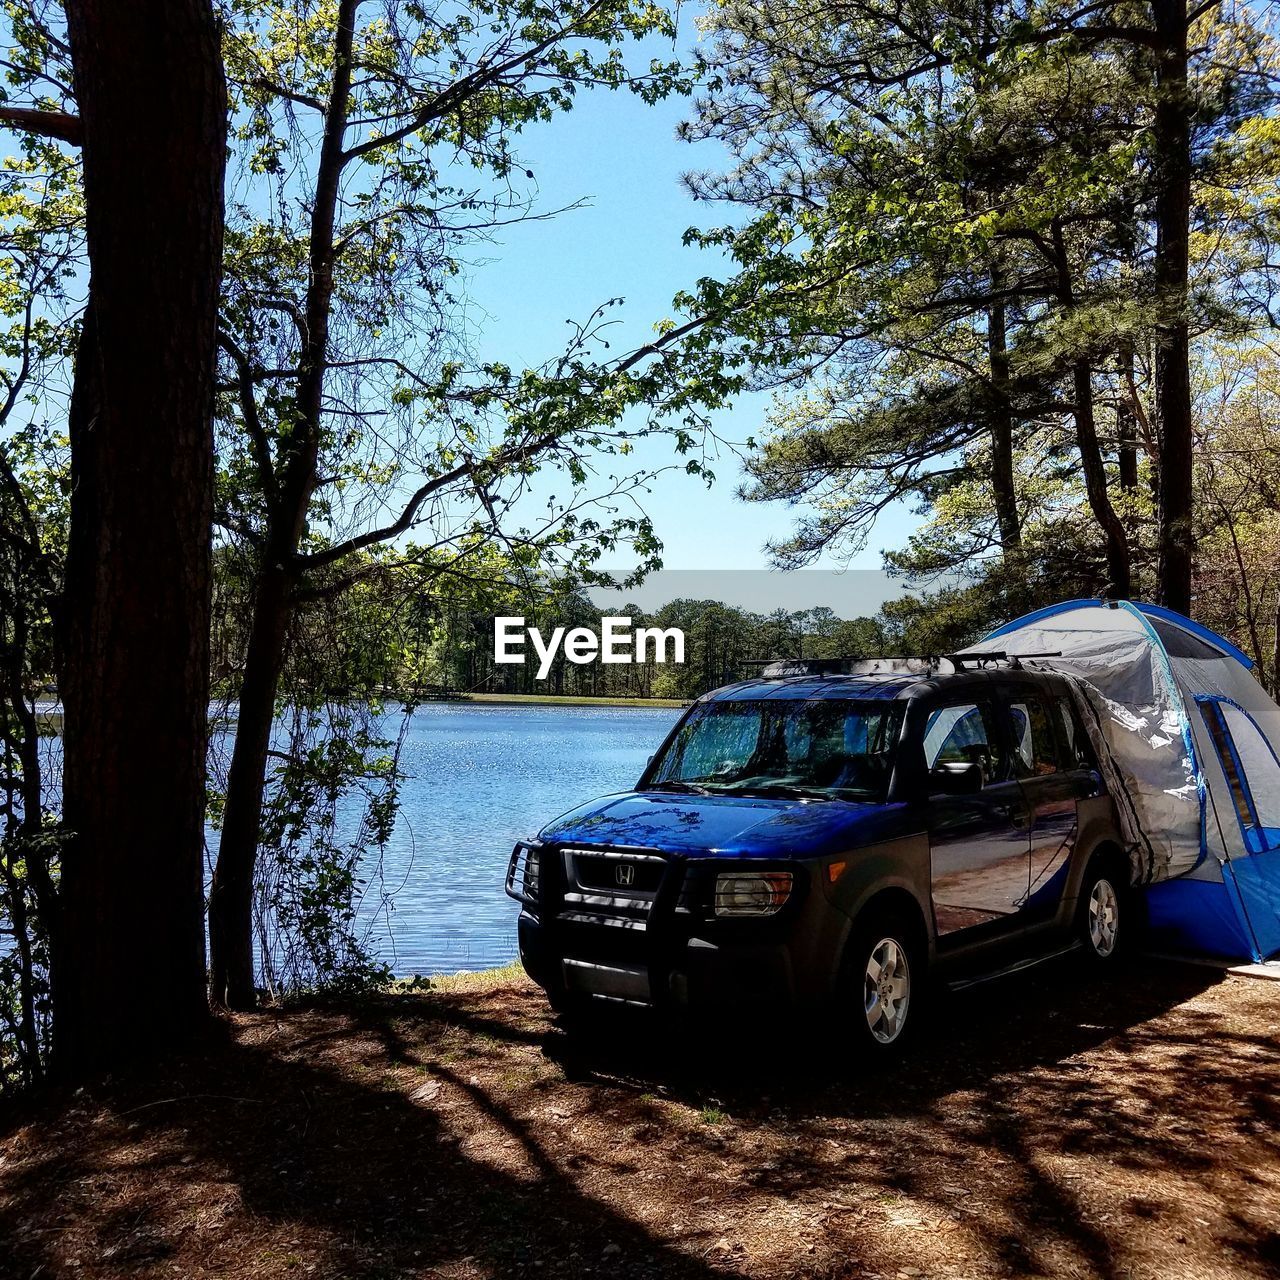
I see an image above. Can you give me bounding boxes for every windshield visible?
[645,699,903,802]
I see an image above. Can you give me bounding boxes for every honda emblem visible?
[615,862,636,887]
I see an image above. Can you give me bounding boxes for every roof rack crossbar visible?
[947,649,1063,671]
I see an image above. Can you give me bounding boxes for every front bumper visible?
[518,909,803,1010]
[513,838,859,1013]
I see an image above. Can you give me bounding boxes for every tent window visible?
[1055,696,1093,768]
[1148,617,1223,659]
[1199,700,1280,854]
[1006,698,1060,777]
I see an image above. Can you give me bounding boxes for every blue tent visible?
[975,600,1280,961]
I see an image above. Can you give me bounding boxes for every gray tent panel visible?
[975,600,1280,960]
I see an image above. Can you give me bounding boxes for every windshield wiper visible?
[735,783,835,802]
[646,780,714,796]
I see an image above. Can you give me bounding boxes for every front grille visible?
[574,852,664,894]
[558,847,671,929]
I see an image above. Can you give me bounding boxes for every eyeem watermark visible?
[494,616,686,680]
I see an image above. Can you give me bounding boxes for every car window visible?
[924,702,1005,781]
[664,704,762,780]
[648,699,903,801]
[1006,697,1060,776]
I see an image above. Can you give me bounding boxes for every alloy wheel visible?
[1088,877,1120,957]
[864,937,911,1044]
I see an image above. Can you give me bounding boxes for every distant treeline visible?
[208,547,928,703]
[434,599,898,701]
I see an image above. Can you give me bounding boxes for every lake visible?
[358,703,681,974]
[27,700,682,976]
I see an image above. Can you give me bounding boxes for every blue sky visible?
[0,5,922,587]
[461,15,921,573]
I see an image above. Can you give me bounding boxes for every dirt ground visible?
[2,957,1278,1280]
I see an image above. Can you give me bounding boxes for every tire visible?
[1076,856,1130,966]
[839,908,926,1060]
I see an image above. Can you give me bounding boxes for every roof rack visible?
[748,656,940,679]
[742,656,894,675]
[746,651,1062,679]
[947,650,1063,671]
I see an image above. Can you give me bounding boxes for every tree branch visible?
[0,105,82,145]
[217,331,279,498]
[339,0,609,165]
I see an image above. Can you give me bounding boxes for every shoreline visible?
[33,691,691,735]
[455,691,687,708]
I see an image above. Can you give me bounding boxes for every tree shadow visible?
[2,958,1277,1280]
[523,956,1280,1279]
[0,1001,758,1280]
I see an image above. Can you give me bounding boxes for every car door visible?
[924,698,1032,941]
[1002,688,1103,923]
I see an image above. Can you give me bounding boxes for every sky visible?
[0,4,921,609]
[458,12,922,578]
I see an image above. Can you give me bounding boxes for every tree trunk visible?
[1073,361,1133,598]
[986,289,1022,558]
[1049,221,1132,599]
[206,0,358,1008]
[206,564,293,1009]
[1272,591,1280,697]
[1151,0,1195,613]
[4,605,51,1082]
[55,0,226,1075]
[1117,341,1140,496]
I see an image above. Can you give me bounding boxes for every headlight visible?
[522,848,541,900]
[714,870,793,918]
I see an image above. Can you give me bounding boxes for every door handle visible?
[994,804,1029,825]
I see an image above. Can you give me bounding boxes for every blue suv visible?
[506,658,1130,1055]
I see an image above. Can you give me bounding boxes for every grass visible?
[389,962,525,994]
